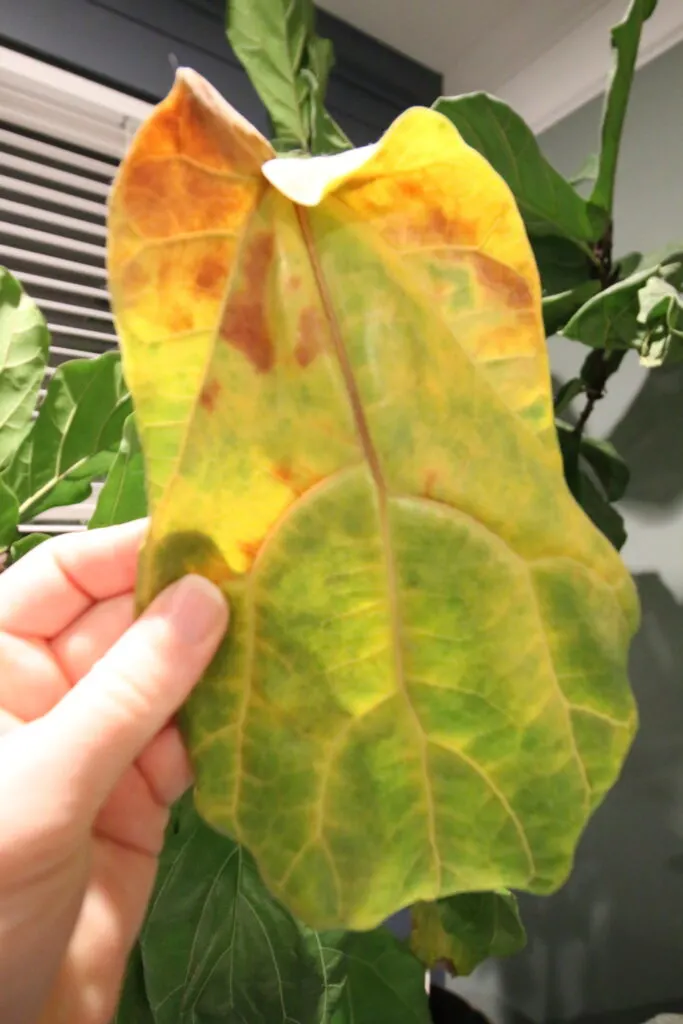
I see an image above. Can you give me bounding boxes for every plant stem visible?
[574,348,626,437]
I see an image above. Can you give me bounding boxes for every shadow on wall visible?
[451,363,683,1024]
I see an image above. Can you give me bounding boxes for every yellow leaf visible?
[108,70,638,931]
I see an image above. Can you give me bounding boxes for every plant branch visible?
[574,348,626,436]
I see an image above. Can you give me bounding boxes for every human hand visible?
[0,521,228,1024]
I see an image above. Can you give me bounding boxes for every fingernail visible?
[166,574,228,644]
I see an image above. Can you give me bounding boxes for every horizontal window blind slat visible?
[0,174,107,218]
[49,324,116,343]
[1,198,107,238]
[1,222,106,259]
[1,152,111,198]
[39,298,113,321]
[0,246,107,278]
[0,128,116,179]
[14,272,110,300]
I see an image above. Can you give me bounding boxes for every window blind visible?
[0,46,151,533]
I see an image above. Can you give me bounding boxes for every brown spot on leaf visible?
[199,379,222,412]
[476,256,531,309]
[294,307,325,368]
[196,254,226,292]
[289,275,302,291]
[239,539,261,565]
[219,232,275,373]
[423,470,438,498]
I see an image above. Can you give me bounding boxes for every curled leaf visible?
[109,71,638,930]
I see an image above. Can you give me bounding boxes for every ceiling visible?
[318,0,683,132]
[319,0,611,94]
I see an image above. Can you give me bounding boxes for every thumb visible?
[44,574,228,809]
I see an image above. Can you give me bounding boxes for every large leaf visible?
[326,929,431,1024]
[138,795,343,1024]
[90,414,147,528]
[433,94,606,249]
[114,945,155,1024]
[2,353,131,522]
[562,267,658,349]
[0,267,49,468]
[410,890,526,975]
[591,0,658,213]
[563,258,683,351]
[542,281,600,336]
[531,235,597,298]
[227,0,351,154]
[109,71,638,930]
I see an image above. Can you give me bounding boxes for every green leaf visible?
[433,94,607,248]
[3,353,131,522]
[0,267,49,469]
[543,281,601,335]
[0,476,18,549]
[327,929,431,1024]
[227,0,351,155]
[591,0,658,213]
[113,945,155,1024]
[410,890,526,976]
[140,795,340,1024]
[576,471,627,551]
[636,275,683,367]
[531,235,597,297]
[9,532,50,564]
[90,415,147,528]
[554,378,585,417]
[569,152,599,189]
[562,266,656,349]
[556,421,627,550]
[580,435,630,502]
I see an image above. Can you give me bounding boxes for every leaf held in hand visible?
[109,70,638,930]
[410,890,526,975]
[0,268,49,469]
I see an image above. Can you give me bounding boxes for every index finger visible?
[0,519,148,639]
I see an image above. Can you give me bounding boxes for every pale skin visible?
[0,520,228,1024]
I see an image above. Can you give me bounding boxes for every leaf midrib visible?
[293,205,442,896]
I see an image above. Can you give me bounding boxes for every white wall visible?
[450,39,683,1024]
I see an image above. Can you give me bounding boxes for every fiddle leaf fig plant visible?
[0,0,670,1020]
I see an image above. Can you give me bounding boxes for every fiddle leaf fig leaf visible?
[530,235,597,298]
[580,435,630,503]
[227,0,351,154]
[8,532,50,564]
[556,421,627,551]
[0,267,49,469]
[563,267,662,349]
[410,890,526,976]
[553,378,585,417]
[433,94,607,248]
[90,415,147,528]
[543,281,601,336]
[3,353,131,522]
[637,276,683,367]
[114,945,155,1024]
[109,71,638,931]
[569,152,599,189]
[326,929,431,1024]
[591,0,658,214]
[139,794,343,1024]
[0,476,18,549]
